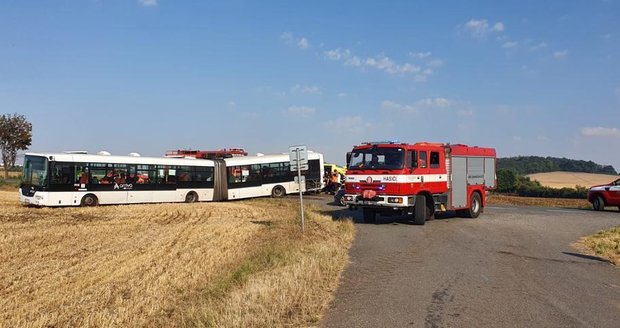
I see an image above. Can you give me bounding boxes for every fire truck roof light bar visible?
[361,140,400,145]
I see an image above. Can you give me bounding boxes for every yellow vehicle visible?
[323,163,346,193]
[324,163,346,179]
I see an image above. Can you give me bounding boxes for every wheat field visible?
[0,191,354,327]
[526,171,618,189]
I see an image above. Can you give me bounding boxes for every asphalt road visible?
[307,196,620,328]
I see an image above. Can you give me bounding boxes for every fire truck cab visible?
[343,141,496,225]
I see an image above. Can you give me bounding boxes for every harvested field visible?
[488,193,591,209]
[526,171,618,189]
[0,191,354,327]
[2,171,20,178]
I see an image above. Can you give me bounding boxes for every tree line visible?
[497,156,617,175]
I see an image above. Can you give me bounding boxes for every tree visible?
[0,113,32,178]
[496,169,517,193]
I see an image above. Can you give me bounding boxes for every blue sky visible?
[1,0,619,169]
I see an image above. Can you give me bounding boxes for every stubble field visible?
[526,171,618,188]
[0,191,354,327]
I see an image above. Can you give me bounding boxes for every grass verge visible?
[0,191,354,327]
[488,193,591,209]
[577,227,620,266]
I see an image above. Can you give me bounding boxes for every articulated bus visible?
[19,151,324,207]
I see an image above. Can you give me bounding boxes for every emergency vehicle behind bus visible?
[343,141,496,225]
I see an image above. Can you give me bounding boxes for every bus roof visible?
[224,152,322,166]
[24,152,215,167]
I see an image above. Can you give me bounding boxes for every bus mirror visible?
[346,152,351,167]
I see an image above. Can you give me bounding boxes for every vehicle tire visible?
[427,198,436,221]
[271,185,286,198]
[592,196,605,211]
[362,208,376,224]
[185,191,198,203]
[464,192,482,218]
[413,195,427,225]
[81,194,98,207]
[338,195,347,206]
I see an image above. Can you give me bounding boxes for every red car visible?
[588,178,620,211]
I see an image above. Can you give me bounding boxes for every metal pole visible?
[297,148,305,232]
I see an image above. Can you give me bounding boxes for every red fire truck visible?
[343,141,496,225]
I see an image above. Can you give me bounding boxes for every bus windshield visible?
[21,155,48,187]
[348,147,404,170]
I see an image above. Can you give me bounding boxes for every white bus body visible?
[19,153,216,206]
[19,151,324,207]
[224,152,324,200]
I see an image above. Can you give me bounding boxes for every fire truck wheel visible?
[413,195,427,225]
[464,192,482,218]
[362,208,376,224]
[592,196,605,211]
[271,186,286,198]
[80,194,98,207]
[426,198,435,221]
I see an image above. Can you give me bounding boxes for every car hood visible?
[589,184,612,191]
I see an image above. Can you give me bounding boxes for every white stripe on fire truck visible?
[346,174,447,183]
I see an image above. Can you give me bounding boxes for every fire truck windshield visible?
[348,147,404,170]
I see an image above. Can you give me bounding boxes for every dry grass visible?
[0,171,20,178]
[0,191,354,327]
[526,171,618,189]
[577,227,620,266]
[487,193,591,209]
[6,171,21,178]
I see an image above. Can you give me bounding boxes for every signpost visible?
[289,145,308,232]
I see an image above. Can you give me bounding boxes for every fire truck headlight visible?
[388,197,403,204]
[344,195,354,202]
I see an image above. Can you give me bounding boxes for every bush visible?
[495,169,587,199]
[513,184,587,199]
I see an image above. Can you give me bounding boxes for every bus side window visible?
[75,165,88,184]
[51,162,74,185]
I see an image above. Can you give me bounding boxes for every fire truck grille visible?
[356,195,385,202]
[359,183,384,191]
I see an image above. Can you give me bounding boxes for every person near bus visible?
[79,171,88,184]
[330,172,341,194]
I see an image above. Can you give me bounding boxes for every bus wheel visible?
[185,191,198,203]
[271,186,285,198]
[464,192,482,218]
[81,194,98,207]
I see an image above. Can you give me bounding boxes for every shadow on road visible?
[561,252,613,264]
[317,204,467,225]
